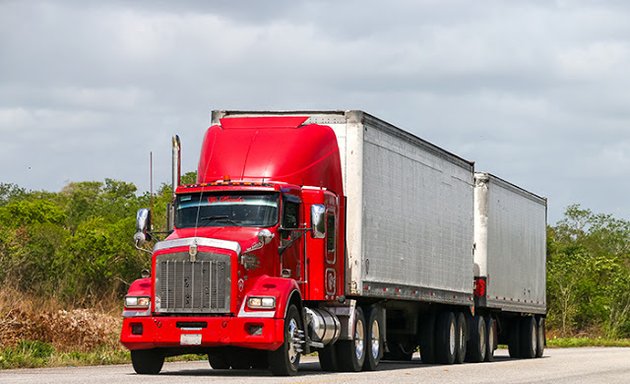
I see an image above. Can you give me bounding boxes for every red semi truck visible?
[120,110,547,375]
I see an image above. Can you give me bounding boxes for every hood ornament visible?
[189,240,198,262]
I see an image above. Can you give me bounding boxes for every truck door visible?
[280,196,303,282]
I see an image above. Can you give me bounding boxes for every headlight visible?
[125,296,150,309]
[247,296,276,309]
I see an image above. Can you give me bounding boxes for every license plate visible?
[180,334,202,345]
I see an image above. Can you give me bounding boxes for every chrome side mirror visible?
[311,204,326,239]
[134,208,152,246]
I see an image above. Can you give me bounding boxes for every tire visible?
[269,305,303,376]
[435,311,456,365]
[519,316,536,359]
[337,306,367,372]
[131,349,164,375]
[465,315,486,363]
[419,313,436,364]
[485,317,497,362]
[535,317,545,358]
[508,318,521,358]
[363,307,383,371]
[454,312,467,364]
[318,344,338,371]
[208,352,230,369]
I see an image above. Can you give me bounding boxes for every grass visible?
[546,337,630,348]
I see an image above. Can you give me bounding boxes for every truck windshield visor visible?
[175,192,279,228]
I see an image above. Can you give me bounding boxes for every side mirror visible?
[134,208,152,245]
[311,204,326,239]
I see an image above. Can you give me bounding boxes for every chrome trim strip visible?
[154,237,241,255]
[122,309,151,318]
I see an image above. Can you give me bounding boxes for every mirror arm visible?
[134,238,153,255]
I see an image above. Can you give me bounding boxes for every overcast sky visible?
[1,0,629,223]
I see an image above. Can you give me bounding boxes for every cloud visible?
[1,0,630,222]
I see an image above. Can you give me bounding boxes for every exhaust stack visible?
[167,135,181,232]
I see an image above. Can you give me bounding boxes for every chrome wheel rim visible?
[355,319,365,361]
[370,319,380,359]
[449,321,456,356]
[287,318,300,364]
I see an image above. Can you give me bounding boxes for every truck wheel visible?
[363,307,383,371]
[454,312,467,364]
[435,311,456,364]
[131,349,164,375]
[485,317,497,362]
[268,305,303,376]
[535,317,545,358]
[507,318,521,358]
[465,315,486,363]
[519,316,536,359]
[318,345,338,371]
[337,306,367,372]
[208,352,230,369]
[419,313,436,364]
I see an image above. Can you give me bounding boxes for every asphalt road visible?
[1,348,629,384]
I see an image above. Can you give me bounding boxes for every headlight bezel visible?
[124,295,151,309]
[246,296,276,310]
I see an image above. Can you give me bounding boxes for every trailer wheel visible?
[435,311,456,364]
[268,305,303,376]
[363,307,383,371]
[519,316,537,359]
[465,315,486,363]
[485,317,497,362]
[337,306,367,372]
[419,313,436,364]
[208,352,230,369]
[535,317,545,358]
[131,349,164,375]
[508,318,521,358]
[318,345,338,371]
[454,312,467,364]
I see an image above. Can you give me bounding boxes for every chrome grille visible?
[155,252,231,313]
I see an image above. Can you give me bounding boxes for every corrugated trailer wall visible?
[341,112,475,306]
[474,173,547,314]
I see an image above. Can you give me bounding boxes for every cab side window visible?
[283,201,299,229]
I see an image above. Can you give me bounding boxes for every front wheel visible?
[269,305,303,376]
[337,306,367,372]
[131,349,164,375]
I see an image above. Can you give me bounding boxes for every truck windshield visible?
[175,192,279,228]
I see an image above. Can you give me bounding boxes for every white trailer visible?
[474,172,547,314]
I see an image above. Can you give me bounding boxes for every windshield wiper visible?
[199,215,239,225]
